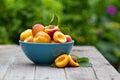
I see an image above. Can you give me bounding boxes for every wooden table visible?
[0,45,120,80]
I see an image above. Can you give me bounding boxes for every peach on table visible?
[54,54,79,68]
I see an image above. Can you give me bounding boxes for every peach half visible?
[44,25,60,38]
[20,29,33,41]
[55,54,69,68]
[53,31,66,43]
[32,24,45,36]
[68,55,79,67]
[33,31,51,43]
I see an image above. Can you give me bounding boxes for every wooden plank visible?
[3,56,35,80]
[65,67,97,80]
[0,45,20,79]
[0,45,120,80]
[71,46,120,80]
[87,48,120,80]
[71,46,110,66]
[103,65,120,80]
[0,56,15,80]
[35,66,67,80]
[92,64,120,80]
[92,65,111,80]
[112,76,120,80]
[0,45,18,49]
[0,45,21,57]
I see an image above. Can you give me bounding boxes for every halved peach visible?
[68,55,79,67]
[55,54,69,68]
[44,25,60,38]
[53,31,67,43]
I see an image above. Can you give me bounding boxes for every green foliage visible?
[0,0,63,44]
[0,0,120,72]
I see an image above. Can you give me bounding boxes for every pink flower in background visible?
[107,6,116,15]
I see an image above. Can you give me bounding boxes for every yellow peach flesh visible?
[55,54,69,68]
[68,55,79,67]
[53,31,66,43]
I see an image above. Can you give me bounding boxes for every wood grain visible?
[65,67,97,80]
[0,45,120,80]
[3,56,35,80]
[0,56,15,80]
[72,46,120,80]
[35,65,66,80]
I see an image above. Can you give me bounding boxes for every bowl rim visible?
[19,40,74,45]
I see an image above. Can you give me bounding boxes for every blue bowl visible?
[19,40,74,64]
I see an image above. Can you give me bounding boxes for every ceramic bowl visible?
[19,40,74,64]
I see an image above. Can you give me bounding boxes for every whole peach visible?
[32,24,45,36]
[33,31,51,43]
[24,36,33,42]
[65,35,72,42]
[20,29,33,41]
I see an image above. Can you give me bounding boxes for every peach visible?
[65,35,72,42]
[55,54,69,68]
[33,31,51,43]
[68,55,79,67]
[24,36,33,42]
[53,31,66,43]
[44,25,60,38]
[20,29,33,41]
[32,24,45,36]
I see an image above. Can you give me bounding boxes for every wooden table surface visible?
[0,45,120,80]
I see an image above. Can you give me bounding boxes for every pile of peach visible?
[20,24,72,43]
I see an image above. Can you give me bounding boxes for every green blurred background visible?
[0,0,120,72]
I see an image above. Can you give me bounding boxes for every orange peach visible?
[32,24,45,36]
[33,31,51,43]
[24,36,33,42]
[55,54,69,68]
[45,25,60,38]
[53,31,66,43]
[65,35,72,42]
[20,29,33,41]
[68,55,79,67]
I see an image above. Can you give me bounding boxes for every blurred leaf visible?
[77,57,89,63]
[50,14,58,26]
[79,62,92,67]
[51,63,57,67]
